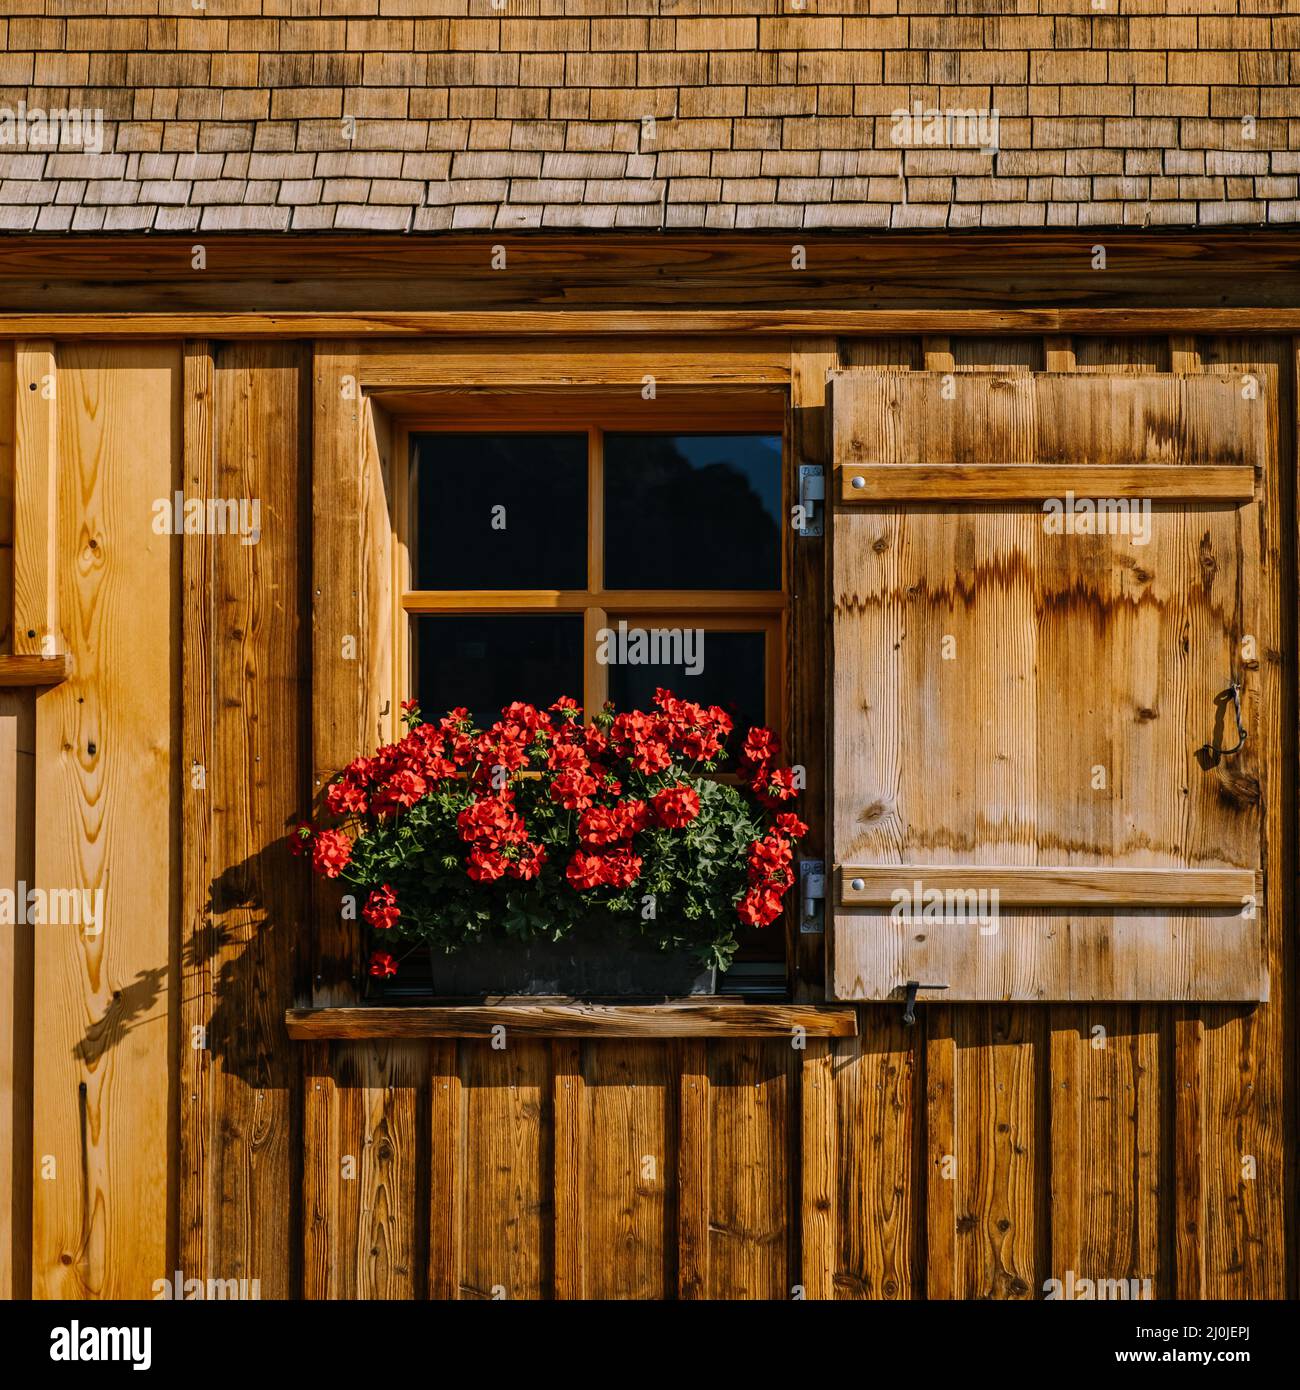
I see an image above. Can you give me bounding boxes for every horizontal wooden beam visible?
[7,308,1300,339]
[838,866,1256,908]
[0,656,70,688]
[401,590,787,614]
[285,1002,859,1039]
[838,464,1257,503]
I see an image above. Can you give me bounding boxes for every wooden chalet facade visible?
[0,9,1296,1304]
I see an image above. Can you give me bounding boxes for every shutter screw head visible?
[851,476,866,489]
[851,878,865,891]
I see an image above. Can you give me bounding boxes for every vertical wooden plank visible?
[178,341,214,1299]
[12,341,57,657]
[581,1041,674,1299]
[1047,334,1168,1299]
[302,1041,339,1300]
[799,1036,835,1299]
[1,339,15,652]
[789,338,836,997]
[459,1039,550,1300]
[312,345,392,1004]
[303,1040,424,1299]
[551,1039,583,1300]
[835,1014,919,1299]
[0,341,32,1299]
[180,342,308,1299]
[1188,335,1292,1299]
[1172,1014,1206,1298]
[0,691,33,1300]
[831,335,927,1301]
[428,1039,462,1300]
[924,1011,958,1299]
[32,343,179,1298]
[676,1038,709,1299]
[708,1040,791,1299]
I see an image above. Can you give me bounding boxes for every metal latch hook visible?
[902,980,949,1026]
[1197,679,1248,762]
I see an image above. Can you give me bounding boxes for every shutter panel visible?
[828,370,1266,1002]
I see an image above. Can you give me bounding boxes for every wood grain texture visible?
[180,342,308,1299]
[178,342,215,1300]
[458,1039,550,1300]
[303,1040,425,1300]
[1182,336,1293,1298]
[840,866,1256,907]
[0,655,71,687]
[1047,335,1168,1304]
[311,349,393,1004]
[32,343,179,1298]
[831,366,1266,1002]
[551,1039,583,1300]
[839,464,1256,502]
[834,371,1265,469]
[0,342,12,655]
[427,1039,462,1301]
[798,1037,835,1299]
[580,1041,675,1299]
[676,1039,709,1299]
[0,691,34,1299]
[12,342,56,657]
[832,1016,920,1299]
[286,1004,859,1039]
[18,310,1300,339]
[707,1040,793,1299]
[6,232,1300,326]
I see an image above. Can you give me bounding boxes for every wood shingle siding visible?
[2,4,1300,232]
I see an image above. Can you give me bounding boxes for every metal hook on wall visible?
[1197,679,1248,762]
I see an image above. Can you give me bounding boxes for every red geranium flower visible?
[368,950,399,979]
[370,767,428,817]
[506,842,547,881]
[363,884,401,930]
[466,846,509,882]
[652,785,701,828]
[551,768,600,810]
[566,850,607,891]
[774,812,809,839]
[737,885,785,927]
[311,828,352,878]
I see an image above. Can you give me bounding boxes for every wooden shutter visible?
[828,370,1267,1002]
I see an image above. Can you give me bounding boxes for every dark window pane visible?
[411,433,587,590]
[604,434,781,590]
[413,615,584,730]
[605,628,767,739]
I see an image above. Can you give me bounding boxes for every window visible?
[400,408,786,742]
[392,397,790,993]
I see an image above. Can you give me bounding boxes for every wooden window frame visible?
[310,359,800,1007]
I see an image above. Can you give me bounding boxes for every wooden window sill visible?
[0,654,70,687]
[285,1001,858,1039]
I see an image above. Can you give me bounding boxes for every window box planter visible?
[301,691,807,1003]
[368,930,716,1000]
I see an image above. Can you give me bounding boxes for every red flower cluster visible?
[310,827,352,879]
[651,784,700,828]
[607,688,734,775]
[737,814,809,927]
[325,709,473,818]
[738,727,801,808]
[566,847,643,891]
[456,789,547,882]
[363,883,400,931]
[303,689,807,949]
